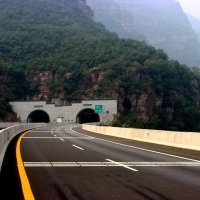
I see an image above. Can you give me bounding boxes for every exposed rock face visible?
[26,71,53,100]
[26,71,66,105]
[0,73,8,92]
[78,0,93,18]
[0,112,18,122]
[82,69,200,121]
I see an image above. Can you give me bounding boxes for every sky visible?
[178,0,200,20]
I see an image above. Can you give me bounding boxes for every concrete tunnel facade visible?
[9,99,117,124]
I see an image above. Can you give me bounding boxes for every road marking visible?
[31,131,54,132]
[54,135,57,137]
[69,128,94,139]
[106,159,138,172]
[60,138,65,141]
[70,128,200,163]
[23,161,200,167]
[51,128,54,135]
[16,130,35,200]
[72,145,84,150]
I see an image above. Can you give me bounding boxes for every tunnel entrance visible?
[76,108,100,124]
[27,109,50,123]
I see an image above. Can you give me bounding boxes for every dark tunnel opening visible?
[27,110,50,123]
[76,108,100,124]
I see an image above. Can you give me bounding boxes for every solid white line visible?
[60,138,65,141]
[72,145,84,150]
[106,159,138,172]
[70,128,200,163]
[23,161,200,167]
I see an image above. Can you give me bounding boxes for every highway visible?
[1,124,200,200]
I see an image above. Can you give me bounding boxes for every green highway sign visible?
[95,105,103,113]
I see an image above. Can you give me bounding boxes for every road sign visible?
[95,105,103,113]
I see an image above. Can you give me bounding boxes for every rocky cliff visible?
[26,71,66,105]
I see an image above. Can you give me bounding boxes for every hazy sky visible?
[178,0,200,20]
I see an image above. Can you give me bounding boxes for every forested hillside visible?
[87,0,200,67]
[1,0,200,132]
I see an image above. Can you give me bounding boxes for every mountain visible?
[87,0,146,41]
[1,0,200,131]
[187,14,200,42]
[87,0,200,67]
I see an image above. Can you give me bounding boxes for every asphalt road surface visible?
[4,125,200,199]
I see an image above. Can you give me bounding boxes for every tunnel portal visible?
[27,110,50,123]
[76,108,100,124]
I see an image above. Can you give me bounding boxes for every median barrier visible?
[0,123,46,172]
[82,124,200,151]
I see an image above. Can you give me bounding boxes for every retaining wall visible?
[82,125,200,151]
[0,123,46,172]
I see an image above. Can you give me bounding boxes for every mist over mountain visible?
[187,14,200,43]
[87,0,200,67]
[86,0,147,41]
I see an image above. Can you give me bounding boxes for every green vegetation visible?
[0,0,200,131]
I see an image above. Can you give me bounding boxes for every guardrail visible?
[0,123,46,172]
[82,125,200,151]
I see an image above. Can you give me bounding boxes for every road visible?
[2,124,200,200]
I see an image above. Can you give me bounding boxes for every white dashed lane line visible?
[60,138,65,141]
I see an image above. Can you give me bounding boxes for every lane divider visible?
[16,130,35,200]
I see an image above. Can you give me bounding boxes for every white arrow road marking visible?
[106,159,138,172]
[72,145,84,150]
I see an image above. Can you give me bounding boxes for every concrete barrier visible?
[0,122,25,129]
[82,125,200,151]
[0,123,46,172]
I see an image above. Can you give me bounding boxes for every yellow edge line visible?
[16,130,35,200]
